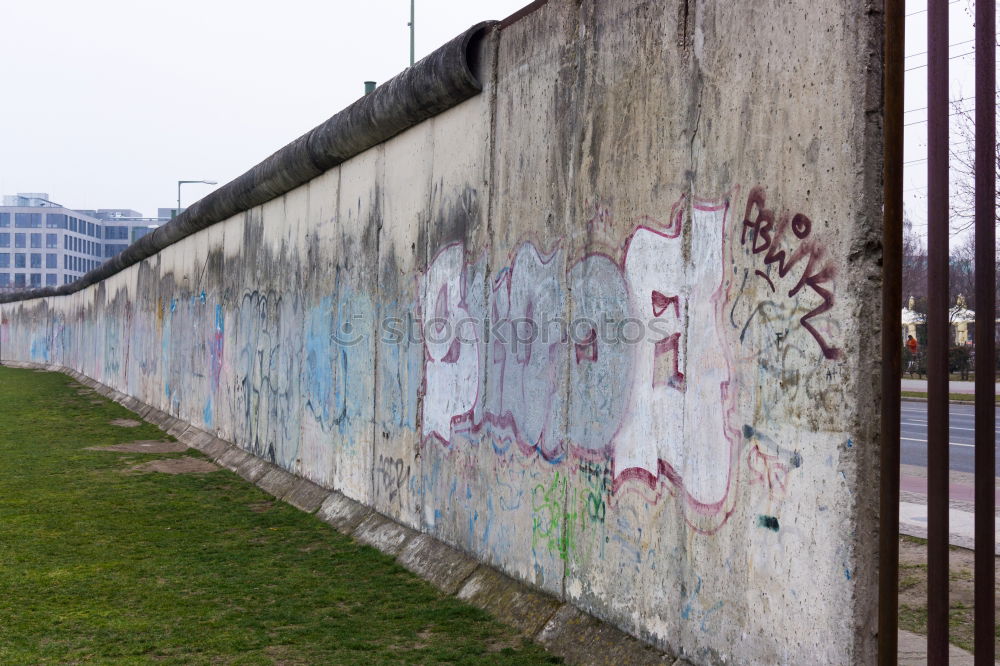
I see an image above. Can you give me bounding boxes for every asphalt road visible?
[900,401,1000,475]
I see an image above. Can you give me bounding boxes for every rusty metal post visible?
[880,0,905,662]
[973,0,997,661]
[926,0,950,660]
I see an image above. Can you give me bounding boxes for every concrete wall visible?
[0,1,883,663]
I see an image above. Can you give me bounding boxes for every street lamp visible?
[408,0,415,66]
[176,180,217,217]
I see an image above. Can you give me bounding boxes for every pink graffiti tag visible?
[741,186,840,360]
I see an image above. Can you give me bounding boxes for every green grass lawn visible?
[901,390,1000,403]
[0,366,559,665]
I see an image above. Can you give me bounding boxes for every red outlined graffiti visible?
[609,194,742,533]
[419,193,755,533]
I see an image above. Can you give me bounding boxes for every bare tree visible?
[902,212,928,307]
[948,232,1000,312]
[948,97,1000,233]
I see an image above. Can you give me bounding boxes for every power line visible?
[905,38,977,59]
[904,106,978,127]
[905,49,977,72]
[904,92,1000,115]
[905,0,963,17]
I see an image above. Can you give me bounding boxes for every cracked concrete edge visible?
[316,492,372,534]
[11,362,679,665]
[257,467,300,500]
[216,447,253,472]
[235,456,274,484]
[165,420,188,439]
[178,427,215,452]
[352,513,418,556]
[200,437,230,459]
[397,533,480,595]
[283,478,330,513]
[536,604,676,665]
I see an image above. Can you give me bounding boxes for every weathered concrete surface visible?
[282,479,330,513]
[201,437,231,460]
[0,1,882,663]
[353,514,418,556]
[457,567,563,637]
[537,604,674,665]
[215,448,253,473]
[396,534,480,594]
[235,456,273,484]
[316,492,372,535]
[257,467,300,500]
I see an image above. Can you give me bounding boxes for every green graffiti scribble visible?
[531,472,576,561]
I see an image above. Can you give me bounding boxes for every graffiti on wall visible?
[740,186,840,360]
[418,188,841,532]
[0,184,843,541]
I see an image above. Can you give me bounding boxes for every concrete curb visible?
[1,362,689,666]
[901,396,988,406]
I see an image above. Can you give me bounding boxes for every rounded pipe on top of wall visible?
[0,20,497,305]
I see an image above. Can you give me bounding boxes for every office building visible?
[0,193,165,293]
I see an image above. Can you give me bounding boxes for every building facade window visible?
[0,233,8,248]
[45,233,57,248]
[0,213,9,228]
[45,273,56,286]
[14,273,25,287]
[15,213,41,228]
[30,273,41,287]
[30,233,41,248]
[45,254,56,269]
[0,254,8,268]
[15,233,25,248]
[30,253,41,269]
[105,225,128,240]
[0,273,8,287]
[46,214,67,229]
[14,253,25,268]
[69,217,78,232]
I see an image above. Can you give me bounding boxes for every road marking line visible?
[900,436,974,448]
[900,420,1000,434]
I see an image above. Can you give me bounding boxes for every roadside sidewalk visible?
[898,629,985,665]
[899,464,1000,554]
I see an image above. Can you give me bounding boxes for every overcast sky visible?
[902,0,990,244]
[0,0,988,231]
[0,0,527,217]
